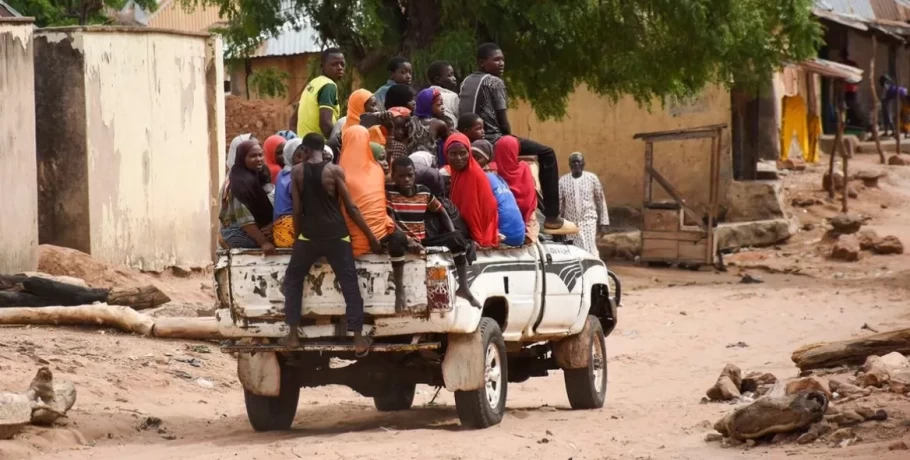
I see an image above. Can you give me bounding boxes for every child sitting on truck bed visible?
[387,157,481,308]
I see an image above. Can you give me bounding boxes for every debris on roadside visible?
[706,364,743,401]
[0,367,77,439]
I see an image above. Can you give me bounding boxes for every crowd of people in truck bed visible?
[217,43,610,353]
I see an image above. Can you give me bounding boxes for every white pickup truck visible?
[215,241,621,430]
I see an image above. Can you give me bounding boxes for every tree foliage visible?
[187,0,821,119]
[8,0,157,27]
[249,67,290,99]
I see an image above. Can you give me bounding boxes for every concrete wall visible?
[34,27,225,271]
[509,84,732,214]
[0,18,38,273]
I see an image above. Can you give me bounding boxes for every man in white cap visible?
[558,152,609,256]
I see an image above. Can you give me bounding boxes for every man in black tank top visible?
[282,134,381,355]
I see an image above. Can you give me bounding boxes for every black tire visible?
[243,364,300,431]
[564,316,607,409]
[454,318,508,429]
[373,383,416,411]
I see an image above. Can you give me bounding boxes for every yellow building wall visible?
[0,19,39,273]
[146,0,224,32]
[79,30,223,270]
[509,84,732,211]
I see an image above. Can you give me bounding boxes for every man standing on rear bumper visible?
[281,133,380,355]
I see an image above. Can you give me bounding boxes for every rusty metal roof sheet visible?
[0,0,22,17]
[815,0,907,21]
[793,58,864,83]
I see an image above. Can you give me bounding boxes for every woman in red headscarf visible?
[444,133,499,248]
[262,135,285,183]
[494,136,537,220]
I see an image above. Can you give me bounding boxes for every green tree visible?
[8,0,158,27]
[249,67,290,99]
[187,0,820,119]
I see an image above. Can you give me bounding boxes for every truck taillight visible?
[426,266,452,311]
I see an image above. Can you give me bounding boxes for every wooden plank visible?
[678,241,709,262]
[646,166,707,231]
[642,231,706,242]
[643,209,680,231]
[643,142,653,205]
[633,123,728,141]
[642,239,678,260]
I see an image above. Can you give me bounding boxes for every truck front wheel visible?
[563,316,607,409]
[243,365,300,431]
[454,318,508,429]
[373,383,416,411]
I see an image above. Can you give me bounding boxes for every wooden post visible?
[643,142,653,206]
[841,147,849,213]
[897,49,902,154]
[829,80,843,199]
[870,35,888,164]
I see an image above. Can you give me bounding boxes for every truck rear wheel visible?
[454,318,508,429]
[243,365,300,431]
[373,383,416,411]
[564,316,607,409]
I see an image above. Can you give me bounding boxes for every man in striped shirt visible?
[387,157,481,308]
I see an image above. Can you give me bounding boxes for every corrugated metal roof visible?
[252,21,322,57]
[0,0,22,17]
[815,0,905,21]
[794,58,864,82]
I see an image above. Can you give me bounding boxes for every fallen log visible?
[106,285,171,310]
[0,304,223,340]
[152,317,221,340]
[714,391,828,441]
[792,328,910,370]
[0,303,155,335]
[0,275,170,310]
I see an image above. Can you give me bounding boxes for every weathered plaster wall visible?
[80,31,215,270]
[0,19,39,273]
[509,84,732,215]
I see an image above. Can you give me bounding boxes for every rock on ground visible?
[786,376,832,400]
[827,410,865,427]
[860,356,891,387]
[742,372,778,395]
[889,441,909,450]
[872,235,904,255]
[831,235,861,262]
[724,181,786,223]
[853,169,886,187]
[829,214,864,235]
[715,219,797,251]
[597,231,641,261]
[707,364,743,401]
[714,391,828,440]
[823,171,845,191]
[856,229,880,251]
[887,154,910,166]
[830,379,871,398]
[879,352,910,370]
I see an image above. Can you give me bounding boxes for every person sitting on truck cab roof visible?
[444,133,500,248]
[340,125,412,311]
[387,157,481,308]
[219,139,277,254]
[282,133,378,354]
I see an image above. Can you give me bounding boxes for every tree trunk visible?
[792,328,910,370]
[714,392,828,441]
[841,148,849,213]
[21,277,108,304]
[106,286,171,310]
[829,81,844,199]
[870,36,887,164]
[0,304,155,335]
[152,317,221,340]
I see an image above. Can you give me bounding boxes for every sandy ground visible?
[2,153,910,459]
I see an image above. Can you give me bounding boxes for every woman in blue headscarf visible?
[407,87,449,158]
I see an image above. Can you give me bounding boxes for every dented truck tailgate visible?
[215,249,429,320]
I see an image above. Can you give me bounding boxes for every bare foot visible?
[456,287,481,308]
[353,334,372,357]
[544,216,565,229]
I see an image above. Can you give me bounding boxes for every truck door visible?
[532,243,584,335]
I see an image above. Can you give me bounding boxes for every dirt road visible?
[2,267,909,460]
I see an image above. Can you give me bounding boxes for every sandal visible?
[354,336,374,358]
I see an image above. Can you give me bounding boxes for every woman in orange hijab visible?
[343,89,386,145]
[261,135,285,183]
[340,125,409,309]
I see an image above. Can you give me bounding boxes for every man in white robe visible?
[558,152,609,256]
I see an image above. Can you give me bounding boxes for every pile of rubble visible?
[827,214,904,261]
[702,351,910,450]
